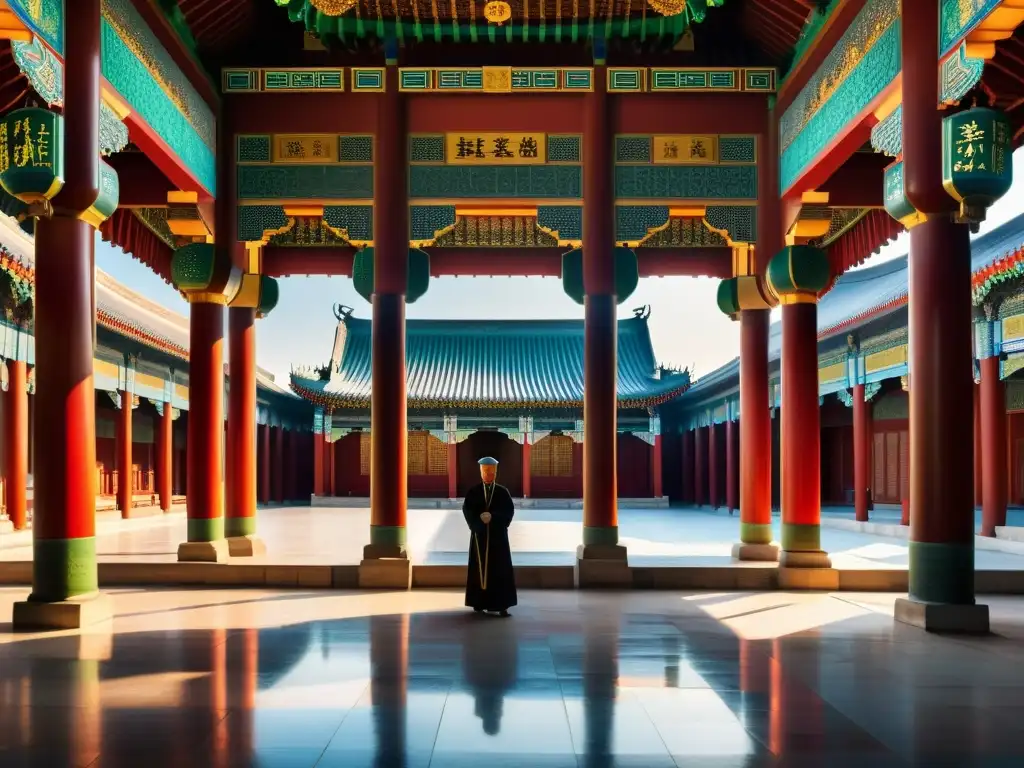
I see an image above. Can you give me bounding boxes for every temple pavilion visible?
[290,305,690,501]
[0,0,1021,634]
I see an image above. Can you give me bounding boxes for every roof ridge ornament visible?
[334,303,354,322]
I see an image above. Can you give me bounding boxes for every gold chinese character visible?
[663,141,679,160]
[13,118,34,168]
[311,139,324,157]
[35,121,50,168]
[958,120,985,144]
[953,158,974,173]
[689,139,707,159]
[492,136,514,158]
[0,123,9,174]
[285,140,304,158]
[518,136,538,158]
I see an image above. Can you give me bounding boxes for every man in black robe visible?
[464,456,517,617]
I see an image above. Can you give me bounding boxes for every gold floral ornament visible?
[309,0,358,15]
[646,0,687,16]
[484,1,513,24]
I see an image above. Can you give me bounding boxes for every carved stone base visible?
[575,544,631,589]
[13,593,114,631]
[894,598,990,634]
[779,550,832,569]
[777,566,840,591]
[358,557,412,589]
[177,540,230,563]
[731,543,780,562]
[227,535,267,558]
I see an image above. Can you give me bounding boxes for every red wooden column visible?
[180,299,228,562]
[979,355,1007,536]
[708,424,719,509]
[973,383,983,508]
[258,422,271,504]
[116,388,133,517]
[157,401,173,512]
[736,311,775,554]
[580,60,622,565]
[694,426,707,506]
[365,58,410,580]
[14,0,110,628]
[897,0,986,630]
[725,419,738,513]
[270,426,284,503]
[522,439,532,500]
[650,424,663,500]
[680,430,693,504]
[4,359,28,530]
[853,383,871,522]
[312,409,324,498]
[226,306,262,554]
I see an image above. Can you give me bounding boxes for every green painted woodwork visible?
[616,206,669,242]
[171,243,216,292]
[340,136,374,163]
[871,107,902,158]
[940,0,1000,55]
[536,207,582,242]
[237,165,373,200]
[31,537,97,602]
[942,107,1013,222]
[324,206,373,242]
[237,136,272,163]
[717,278,741,318]
[0,108,64,204]
[85,160,120,227]
[257,276,280,318]
[781,0,840,84]
[908,540,975,604]
[411,206,457,242]
[6,0,63,55]
[740,522,773,546]
[188,516,225,543]
[718,137,758,164]
[226,516,257,538]
[718,276,774,317]
[940,45,985,106]
[615,137,653,164]
[781,523,821,552]
[370,525,407,548]
[706,206,757,243]
[238,206,289,242]
[410,137,445,164]
[290,311,692,410]
[583,526,619,547]
[766,246,830,299]
[614,166,757,200]
[547,137,582,163]
[409,166,582,199]
[561,247,639,305]
[351,248,431,304]
[883,161,918,226]
[401,69,592,91]
[780,0,900,194]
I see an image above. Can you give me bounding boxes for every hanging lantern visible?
[0,107,64,209]
[716,275,775,319]
[171,243,217,292]
[561,247,638,305]
[351,247,431,304]
[80,159,119,228]
[765,245,830,304]
[942,107,1013,224]
[256,276,280,318]
[883,159,924,228]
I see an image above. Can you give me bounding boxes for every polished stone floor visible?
[2,588,1024,767]
[3,506,1024,570]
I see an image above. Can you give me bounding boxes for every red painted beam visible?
[819,151,889,207]
[107,152,176,207]
[261,246,731,278]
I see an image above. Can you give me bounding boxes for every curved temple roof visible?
[291,311,691,410]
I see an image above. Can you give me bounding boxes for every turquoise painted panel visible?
[324,206,373,241]
[536,206,582,240]
[237,136,271,163]
[615,166,757,200]
[780,18,900,194]
[238,206,288,241]
[101,0,216,193]
[411,205,457,241]
[719,136,756,164]
[616,206,669,242]
[706,206,757,243]
[6,0,63,53]
[410,136,444,163]
[547,136,581,163]
[237,165,373,199]
[339,135,373,162]
[408,166,582,199]
[941,0,1000,55]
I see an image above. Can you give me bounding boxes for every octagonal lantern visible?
[942,107,1013,224]
[0,107,64,206]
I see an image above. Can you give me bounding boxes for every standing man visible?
[463,457,517,617]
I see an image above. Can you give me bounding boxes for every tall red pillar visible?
[285,430,297,502]
[737,310,774,558]
[4,359,28,530]
[694,427,707,506]
[447,438,457,499]
[326,437,336,497]
[974,382,983,508]
[897,0,986,629]
[15,0,109,627]
[651,435,663,500]
[180,300,228,561]
[116,389,133,517]
[157,401,173,512]
[226,307,261,553]
[258,423,271,504]
[708,424,719,509]
[270,426,284,503]
[522,440,532,499]
[725,419,738,513]
[312,410,324,498]
[979,355,1007,537]
[853,383,871,522]
[366,60,409,574]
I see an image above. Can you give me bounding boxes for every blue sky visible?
[96,148,1024,387]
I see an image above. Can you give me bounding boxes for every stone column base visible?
[575,544,631,589]
[732,543,779,562]
[177,539,230,563]
[13,592,113,631]
[779,550,832,568]
[358,557,411,589]
[894,598,990,633]
[227,535,267,557]
[777,566,839,590]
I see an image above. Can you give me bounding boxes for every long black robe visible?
[463,482,517,612]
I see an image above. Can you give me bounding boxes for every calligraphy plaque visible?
[652,135,719,165]
[865,345,907,374]
[444,133,547,164]
[272,134,339,164]
[482,67,513,93]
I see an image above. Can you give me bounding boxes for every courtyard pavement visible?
[3,505,1024,570]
